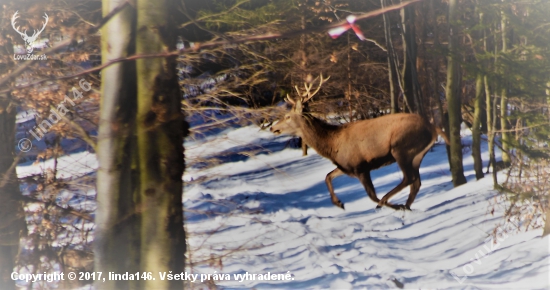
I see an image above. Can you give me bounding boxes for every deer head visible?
[11,11,49,54]
[271,74,330,136]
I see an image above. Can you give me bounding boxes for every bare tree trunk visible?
[485,75,498,184]
[400,3,417,114]
[401,2,425,117]
[472,73,485,179]
[347,33,353,121]
[95,1,141,289]
[382,0,400,114]
[471,7,485,181]
[96,1,187,289]
[428,0,451,167]
[0,97,26,290]
[135,0,186,288]
[544,206,550,237]
[483,20,499,186]
[300,15,308,156]
[500,8,511,167]
[544,81,550,237]
[0,37,25,290]
[445,0,467,186]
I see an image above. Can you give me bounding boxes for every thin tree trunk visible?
[300,15,308,156]
[469,7,485,181]
[492,92,499,184]
[484,21,499,186]
[445,0,467,186]
[544,200,550,236]
[500,8,511,166]
[485,75,498,185]
[347,33,353,121]
[400,2,418,114]
[135,0,187,288]
[429,0,451,167]
[472,73,485,179]
[382,0,399,114]
[543,82,550,237]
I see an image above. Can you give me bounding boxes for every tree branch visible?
[0,154,21,189]
[0,1,132,94]
[0,52,177,95]
[50,106,97,151]
[180,0,250,29]
[20,195,93,221]
[1,0,420,95]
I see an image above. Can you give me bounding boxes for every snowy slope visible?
[13,122,549,289]
[183,125,550,289]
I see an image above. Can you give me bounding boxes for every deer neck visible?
[298,114,339,159]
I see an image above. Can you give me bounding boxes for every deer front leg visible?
[325,168,345,209]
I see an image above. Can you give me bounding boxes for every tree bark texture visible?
[382,0,400,114]
[95,0,187,289]
[445,0,467,186]
[95,0,140,289]
[0,98,26,290]
[472,74,485,180]
[136,0,186,288]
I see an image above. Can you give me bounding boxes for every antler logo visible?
[11,11,49,54]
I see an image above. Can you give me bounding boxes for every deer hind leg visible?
[404,142,432,209]
[405,173,421,210]
[358,171,380,204]
[377,159,416,209]
[325,167,345,209]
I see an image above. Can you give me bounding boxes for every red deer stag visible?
[270,74,449,210]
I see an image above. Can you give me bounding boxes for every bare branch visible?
[180,0,250,29]
[0,154,21,189]
[1,0,419,95]
[50,106,97,151]
[0,1,132,94]
[20,195,93,221]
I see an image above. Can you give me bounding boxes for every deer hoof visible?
[332,200,345,210]
[395,204,411,211]
[387,204,404,210]
[375,205,382,209]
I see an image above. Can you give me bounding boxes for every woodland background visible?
[0,0,549,289]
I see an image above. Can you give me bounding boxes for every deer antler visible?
[285,94,296,105]
[302,73,330,103]
[285,73,330,110]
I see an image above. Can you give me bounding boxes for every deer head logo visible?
[11,11,49,54]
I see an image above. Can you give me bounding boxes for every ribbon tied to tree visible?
[327,15,365,41]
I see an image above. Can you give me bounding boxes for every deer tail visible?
[435,127,450,145]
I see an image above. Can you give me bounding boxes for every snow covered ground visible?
[183,125,550,289]
[14,122,549,289]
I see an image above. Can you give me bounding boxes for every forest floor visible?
[14,121,549,289]
[182,124,549,289]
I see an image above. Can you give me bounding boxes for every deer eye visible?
[285,115,290,120]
